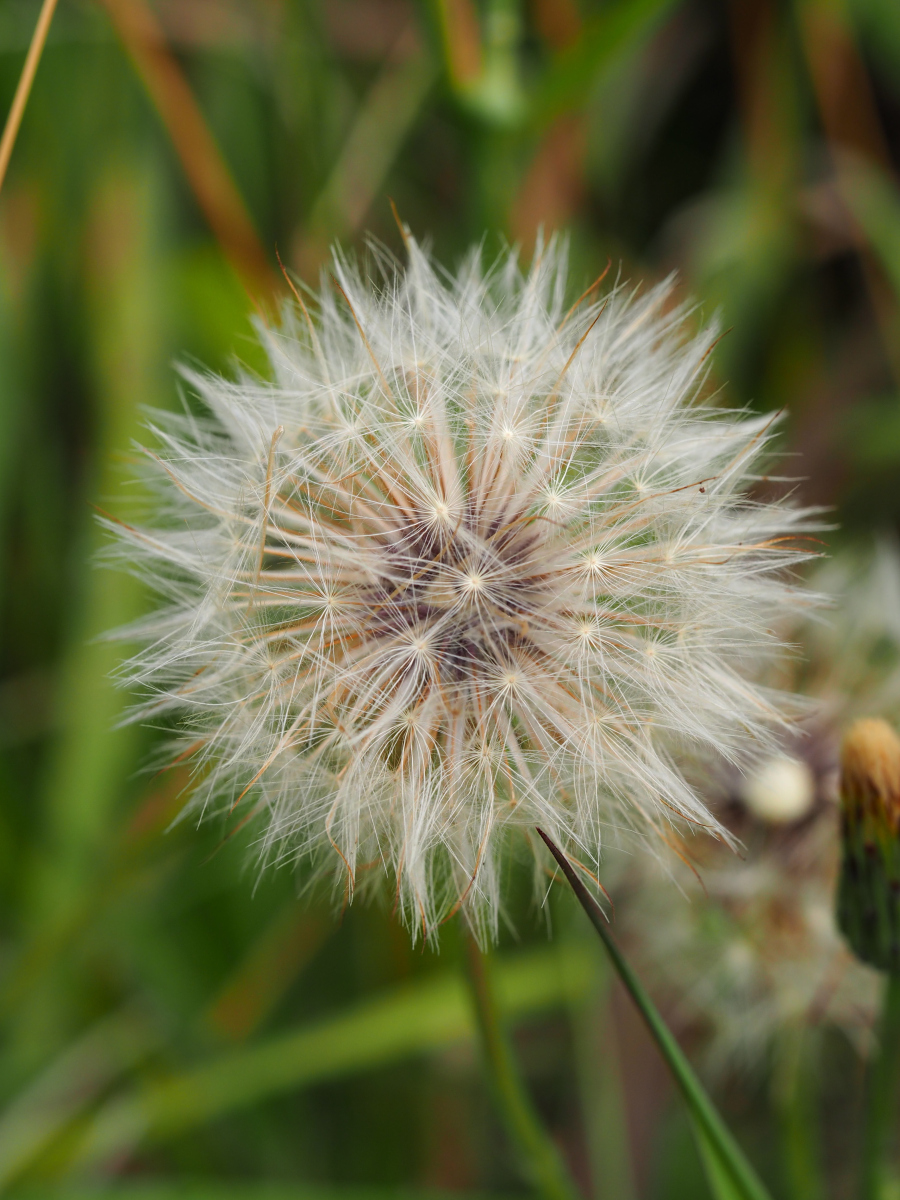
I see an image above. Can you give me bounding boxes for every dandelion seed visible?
[106,234,816,943]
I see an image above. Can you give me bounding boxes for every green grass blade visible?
[772,1028,825,1200]
[35,166,163,918]
[0,1008,158,1188]
[862,975,900,1200]
[566,950,636,1200]
[538,830,773,1200]
[529,0,680,128]
[0,245,27,555]
[11,1189,501,1200]
[464,937,581,1200]
[305,50,437,250]
[691,1118,752,1200]
[52,943,595,1175]
[841,156,900,301]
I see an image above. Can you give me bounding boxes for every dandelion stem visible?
[464,933,581,1200]
[772,1026,824,1200]
[538,828,773,1200]
[862,974,900,1200]
[0,0,58,198]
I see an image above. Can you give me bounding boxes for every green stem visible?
[464,933,582,1200]
[538,829,773,1200]
[772,1026,824,1200]
[863,974,900,1200]
[567,955,637,1200]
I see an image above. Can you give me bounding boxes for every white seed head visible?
[106,235,815,943]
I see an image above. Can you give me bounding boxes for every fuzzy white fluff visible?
[106,235,814,942]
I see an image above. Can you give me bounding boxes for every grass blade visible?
[464,936,581,1200]
[537,830,773,1200]
[52,943,595,1175]
[0,1008,158,1187]
[530,0,678,127]
[3,1188,502,1200]
[841,156,900,302]
[299,43,436,271]
[99,0,277,303]
[0,0,59,195]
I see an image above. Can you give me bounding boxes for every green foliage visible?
[0,0,900,1194]
[539,832,772,1200]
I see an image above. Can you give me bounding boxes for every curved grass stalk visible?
[99,0,276,305]
[538,829,773,1200]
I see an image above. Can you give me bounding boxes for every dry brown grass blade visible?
[796,0,900,383]
[0,0,59,197]
[100,0,279,306]
[435,0,482,89]
[510,114,586,250]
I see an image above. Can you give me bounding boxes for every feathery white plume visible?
[106,235,814,942]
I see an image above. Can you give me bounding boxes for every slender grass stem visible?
[567,954,636,1200]
[538,828,773,1200]
[795,0,900,388]
[863,974,900,1200]
[0,0,59,197]
[464,933,581,1200]
[99,0,277,305]
[772,1026,824,1200]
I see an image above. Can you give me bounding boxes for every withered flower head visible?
[838,718,900,972]
[841,719,900,828]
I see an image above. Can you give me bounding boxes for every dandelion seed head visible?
[106,234,817,944]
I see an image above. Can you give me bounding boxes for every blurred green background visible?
[1,0,900,1196]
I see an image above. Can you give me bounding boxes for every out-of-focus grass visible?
[0,943,596,1185]
[0,0,899,1196]
[16,1189,503,1200]
[17,1191,504,1200]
